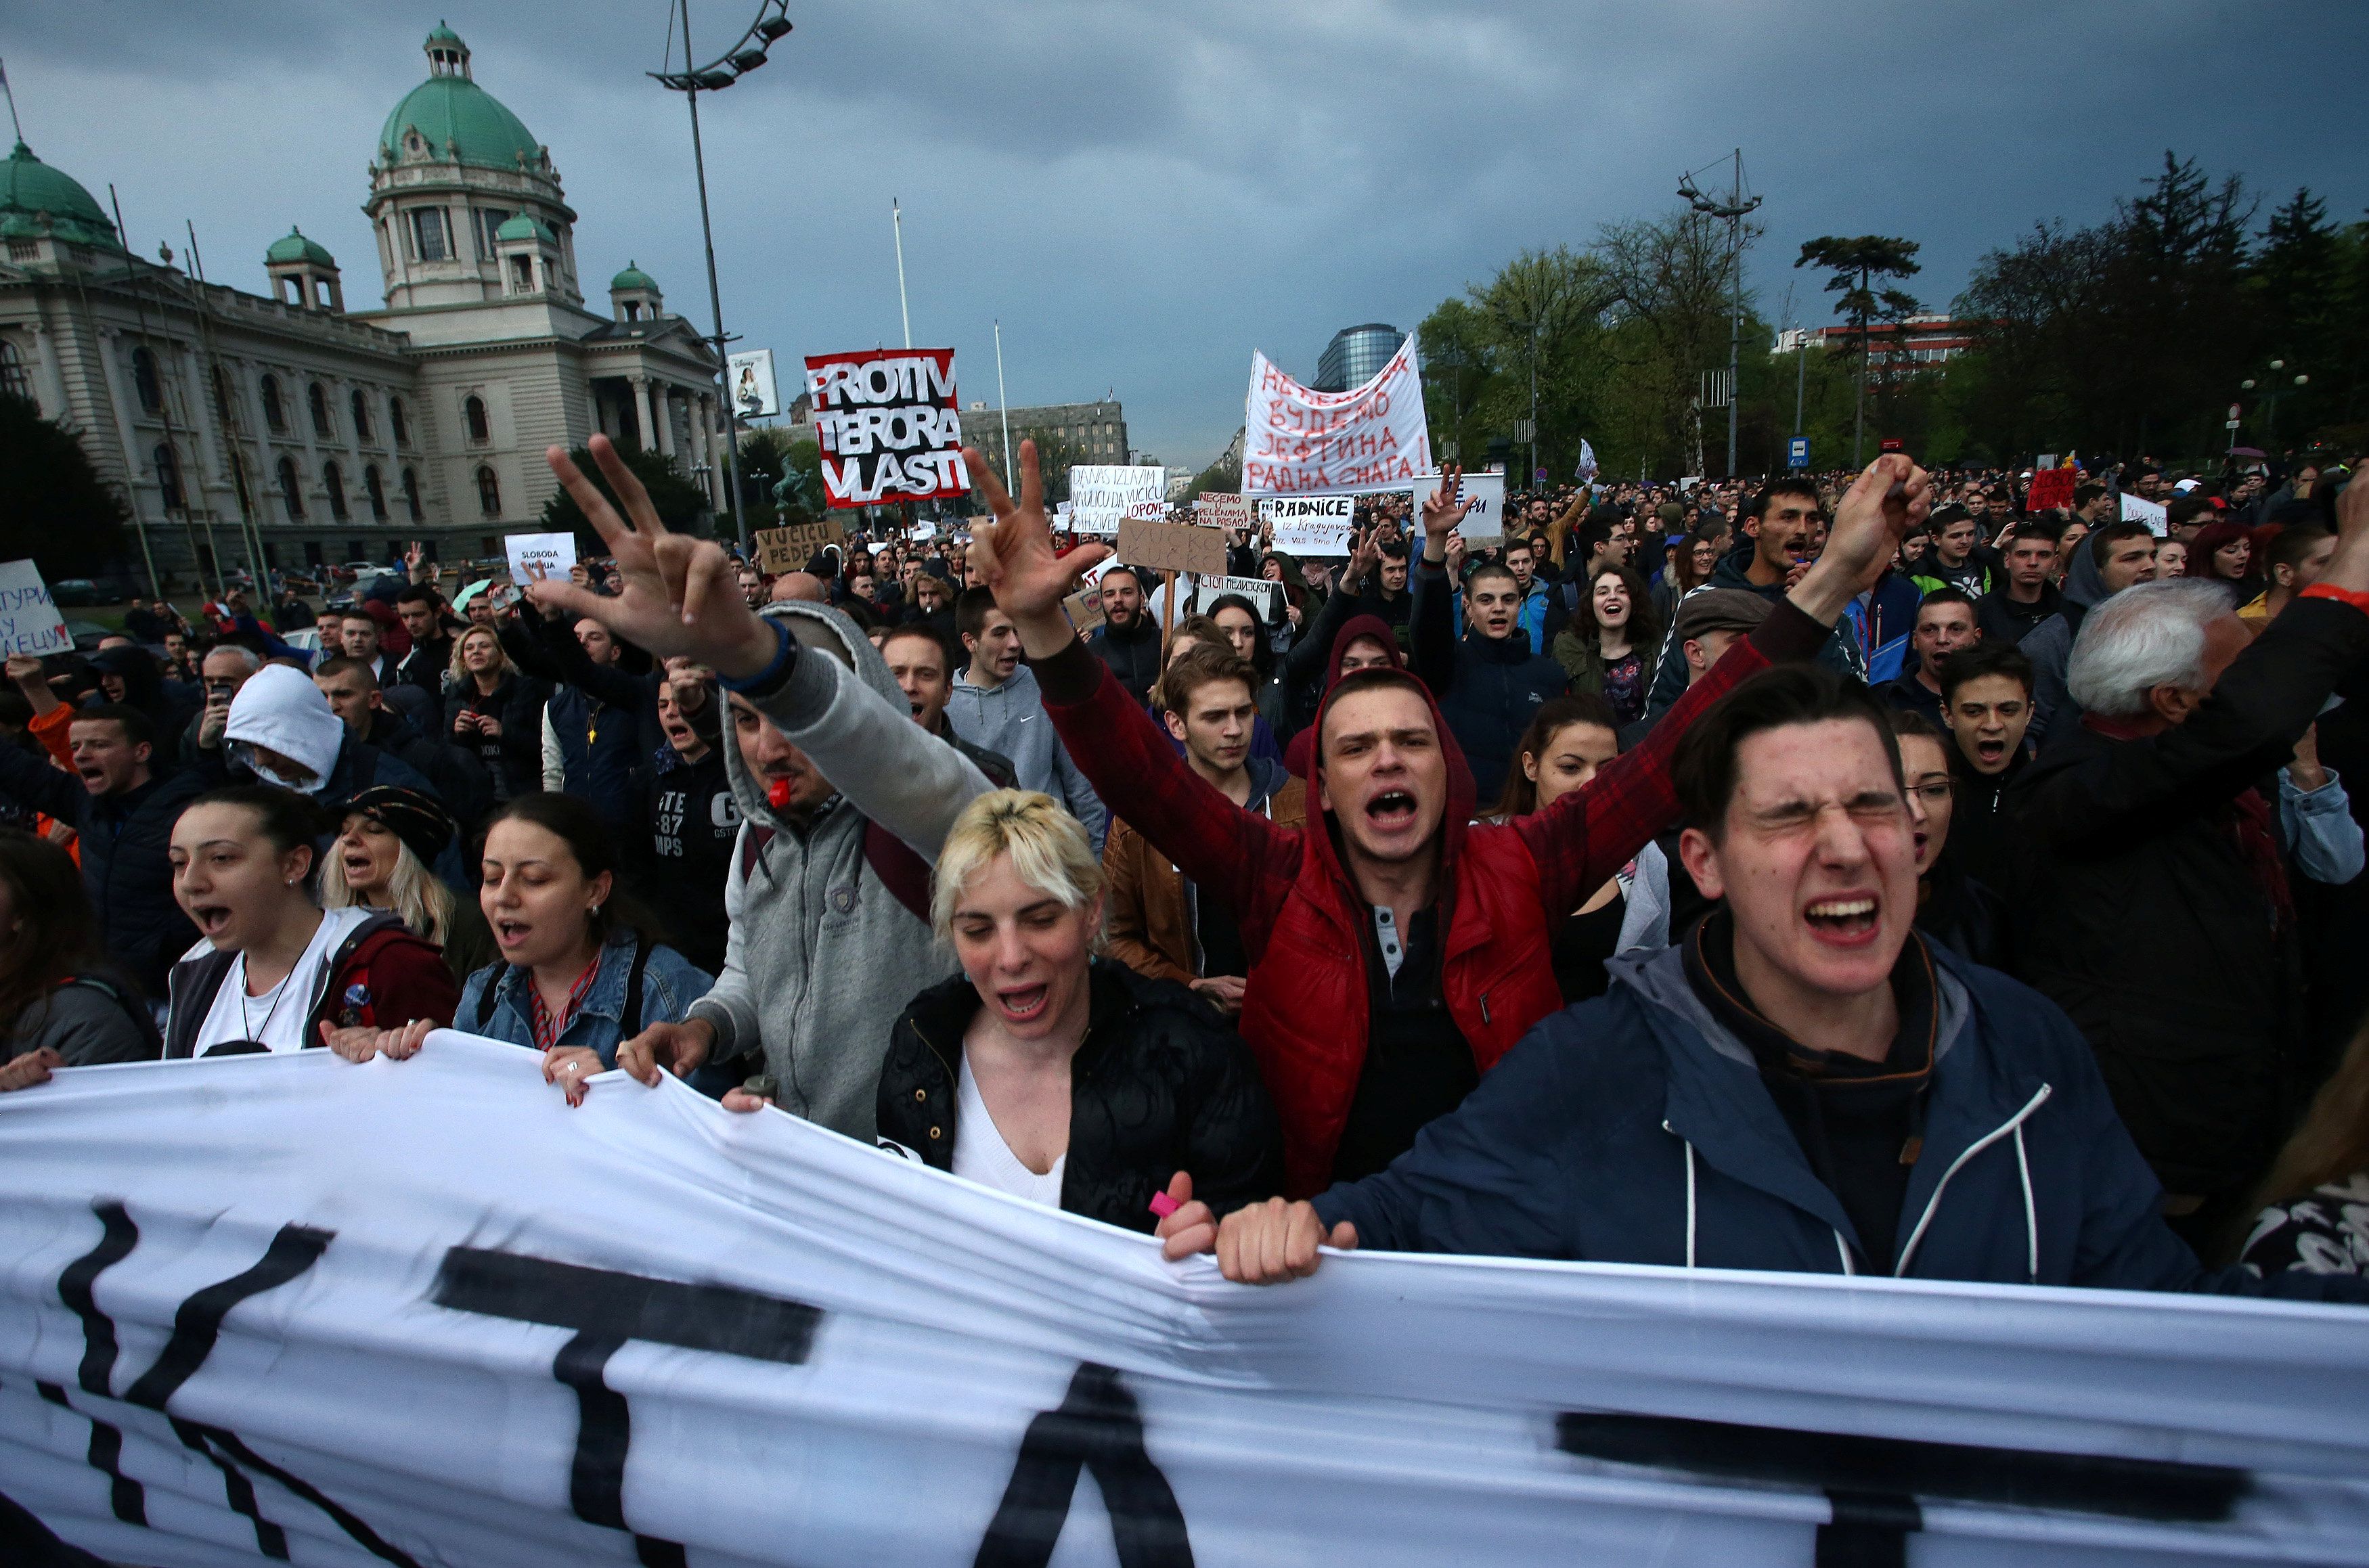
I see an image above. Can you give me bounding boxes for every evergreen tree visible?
[0,393,131,575]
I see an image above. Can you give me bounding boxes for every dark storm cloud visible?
[11,1,2366,468]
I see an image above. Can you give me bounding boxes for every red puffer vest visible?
[1241,671,1564,1198]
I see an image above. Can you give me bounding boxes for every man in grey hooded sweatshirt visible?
[2019,520,2160,749]
[525,438,999,1142]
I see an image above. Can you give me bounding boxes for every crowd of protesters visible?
[5,431,2369,1307]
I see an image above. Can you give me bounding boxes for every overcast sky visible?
[13,1,2368,471]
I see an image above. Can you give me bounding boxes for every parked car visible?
[49,579,102,606]
[66,621,111,651]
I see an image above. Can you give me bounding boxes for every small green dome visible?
[265,226,336,267]
[0,141,123,250]
[426,20,464,45]
[610,261,659,293]
[493,212,554,243]
[378,74,543,173]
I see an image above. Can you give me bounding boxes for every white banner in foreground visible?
[3,1039,2365,1567]
[1242,338,1430,495]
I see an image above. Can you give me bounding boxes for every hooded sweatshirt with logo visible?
[684,601,996,1142]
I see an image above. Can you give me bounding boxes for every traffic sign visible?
[1786,436,1809,470]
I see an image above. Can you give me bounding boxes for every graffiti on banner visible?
[755,518,846,575]
[1242,336,1430,495]
[804,348,969,508]
[1070,465,1168,535]
[0,560,72,657]
[1259,495,1354,556]
[1118,518,1228,577]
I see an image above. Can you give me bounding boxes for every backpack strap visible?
[863,820,935,924]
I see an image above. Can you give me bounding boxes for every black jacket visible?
[643,743,739,975]
[0,747,203,998]
[2007,597,2369,1203]
[1088,616,1164,706]
[1409,558,1569,805]
[443,674,550,803]
[876,960,1285,1232]
[365,709,493,832]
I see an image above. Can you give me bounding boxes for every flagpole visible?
[891,198,912,350]
[994,319,1012,480]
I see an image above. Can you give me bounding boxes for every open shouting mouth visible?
[1367,789,1418,830]
[1803,895,1882,946]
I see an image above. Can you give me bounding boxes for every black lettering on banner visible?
[974,1362,1193,1568]
[43,1201,422,1568]
[1554,1411,2249,1568]
[432,1245,824,1568]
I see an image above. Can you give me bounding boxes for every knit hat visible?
[342,785,456,869]
[1670,589,1773,644]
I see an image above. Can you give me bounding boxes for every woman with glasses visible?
[1886,711,2005,968]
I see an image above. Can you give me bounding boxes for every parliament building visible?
[0,24,726,582]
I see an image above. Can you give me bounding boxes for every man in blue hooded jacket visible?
[1171,663,2366,1303]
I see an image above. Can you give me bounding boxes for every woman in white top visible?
[833,789,1282,1232]
[162,786,458,1059]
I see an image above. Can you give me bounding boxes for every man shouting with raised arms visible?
[962,442,1928,1206]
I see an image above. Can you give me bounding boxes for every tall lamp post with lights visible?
[651,0,795,553]
[1679,152,1760,480]
[2237,359,2310,452]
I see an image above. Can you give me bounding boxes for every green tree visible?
[0,393,130,574]
[1006,426,1089,504]
[1596,209,1750,477]
[1795,235,1922,467]
[539,443,710,553]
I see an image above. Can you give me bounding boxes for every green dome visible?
[426,20,464,45]
[378,72,544,172]
[610,261,659,293]
[265,226,335,267]
[0,141,122,250]
[493,212,553,243]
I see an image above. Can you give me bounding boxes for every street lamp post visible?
[1679,151,1761,480]
[650,0,795,554]
[2238,359,2309,449]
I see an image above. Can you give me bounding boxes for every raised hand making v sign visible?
[963,439,1113,664]
[525,435,782,681]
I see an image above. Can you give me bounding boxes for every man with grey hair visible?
[2010,477,2369,1250]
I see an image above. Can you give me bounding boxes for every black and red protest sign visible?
[803,349,969,509]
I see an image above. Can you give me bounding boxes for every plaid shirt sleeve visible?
[1032,637,1300,951]
[1513,598,1832,917]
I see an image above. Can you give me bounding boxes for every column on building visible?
[630,374,654,451]
[655,384,676,459]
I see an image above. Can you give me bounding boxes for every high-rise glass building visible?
[1314,323,1405,393]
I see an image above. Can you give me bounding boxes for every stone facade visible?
[0,26,725,587]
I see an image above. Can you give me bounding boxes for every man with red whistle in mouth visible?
[962,439,1928,1226]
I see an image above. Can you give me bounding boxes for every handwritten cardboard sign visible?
[1118,518,1228,577]
[755,517,847,575]
[1191,573,1281,619]
[1194,493,1252,532]
[2028,468,2077,512]
[0,560,72,656]
[1061,587,1105,636]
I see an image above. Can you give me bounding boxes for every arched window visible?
[324,460,348,521]
[389,396,409,447]
[476,464,502,518]
[132,346,163,414]
[260,374,286,432]
[277,455,305,519]
[0,340,27,400]
[153,444,183,510]
[351,389,373,443]
[309,381,334,440]
[464,393,489,445]
[401,466,422,522]
[364,464,387,521]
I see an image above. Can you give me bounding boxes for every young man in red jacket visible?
[964,443,1929,1203]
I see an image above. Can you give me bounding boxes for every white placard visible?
[1193,573,1283,619]
[1410,470,1508,547]
[504,531,577,585]
[728,349,782,419]
[1260,495,1355,556]
[1069,465,1168,535]
[0,558,72,656]
[1,1039,2363,1567]
[2119,492,2169,537]
[1243,336,1431,494]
